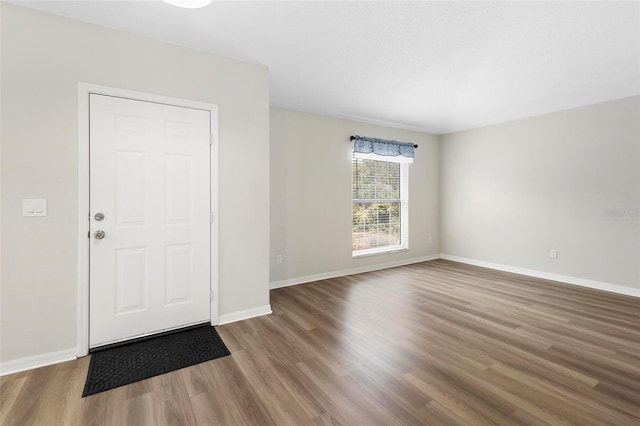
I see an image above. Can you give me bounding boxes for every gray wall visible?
[1,4,270,363]
[440,97,640,289]
[270,108,440,285]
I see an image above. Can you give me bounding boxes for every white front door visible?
[89,94,211,348]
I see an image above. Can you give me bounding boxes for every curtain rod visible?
[350,135,418,148]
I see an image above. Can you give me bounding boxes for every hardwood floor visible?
[2,259,639,425]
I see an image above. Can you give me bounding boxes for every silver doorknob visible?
[95,230,106,239]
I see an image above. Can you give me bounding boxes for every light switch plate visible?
[23,199,47,217]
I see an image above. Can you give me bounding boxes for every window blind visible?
[352,153,409,256]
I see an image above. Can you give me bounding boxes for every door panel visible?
[89,94,211,348]
[165,243,192,305]
[115,247,148,313]
[116,151,147,227]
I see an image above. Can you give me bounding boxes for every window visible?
[352,152,410,257]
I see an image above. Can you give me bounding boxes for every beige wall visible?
[440,97,640,289]
[270,108,440,284]
[0,4,270,363]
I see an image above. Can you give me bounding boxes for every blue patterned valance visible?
[352,135,415,159]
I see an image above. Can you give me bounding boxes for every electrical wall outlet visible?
[549,249,557,259]
[276,254,283,264]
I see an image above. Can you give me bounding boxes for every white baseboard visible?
[0,348,77,376]
[440,254,640,298]
[218,304,272,325]
[270,254,440,290]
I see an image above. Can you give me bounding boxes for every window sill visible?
[352,246,408,259]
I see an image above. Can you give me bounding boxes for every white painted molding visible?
[270,254,440,290]
[0,349,77,376]
[440,254,640,298]
[218,305,273,325]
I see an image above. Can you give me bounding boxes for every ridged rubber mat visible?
[82,325,230,397]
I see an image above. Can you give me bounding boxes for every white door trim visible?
[77,83,219,357]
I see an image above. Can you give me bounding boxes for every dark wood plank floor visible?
[2,259,639,425]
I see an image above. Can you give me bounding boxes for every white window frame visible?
[352,152,409,258]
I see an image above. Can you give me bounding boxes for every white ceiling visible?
[12,0,640,134]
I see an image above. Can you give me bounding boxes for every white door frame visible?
[77,83,219,357]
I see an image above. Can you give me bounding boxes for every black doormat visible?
[82,325,230,397]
